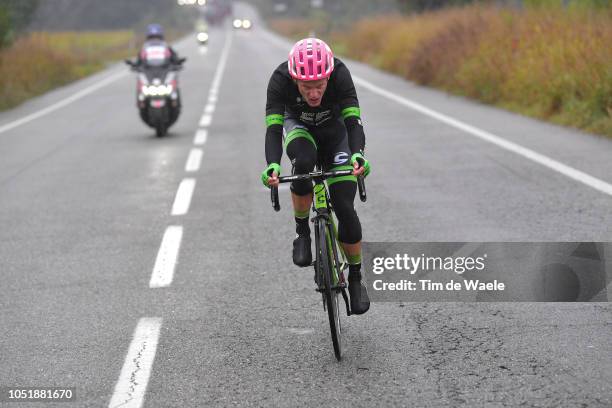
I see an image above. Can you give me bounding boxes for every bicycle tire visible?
[326,221,344,347]
[318,220,342,360]
[155,123,166,137]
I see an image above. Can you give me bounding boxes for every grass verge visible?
[0,30,182,112]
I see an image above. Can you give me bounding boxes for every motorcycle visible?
[125,56,186,137]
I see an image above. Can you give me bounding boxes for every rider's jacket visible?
[265,58,366,165]
[136,39,179,67]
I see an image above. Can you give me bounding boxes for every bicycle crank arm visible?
[315,283,347,293]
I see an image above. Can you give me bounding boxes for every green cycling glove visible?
[350,153,371,177]
[261,163,281,187]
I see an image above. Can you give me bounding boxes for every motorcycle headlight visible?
[143,84,173,96]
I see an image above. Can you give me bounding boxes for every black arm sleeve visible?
[265,125,283,165]
[334,60,366,154]
[264,67,287,165]
[169,46,179,64]
[345,116,365,154]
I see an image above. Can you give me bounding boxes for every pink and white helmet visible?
[288,38,334,81]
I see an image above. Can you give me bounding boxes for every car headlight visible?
[233,19,242,29]
[197,32,208,42]
[242,19,252,29]
[143,84,173,96]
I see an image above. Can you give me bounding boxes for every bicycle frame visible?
[312,181,347,287]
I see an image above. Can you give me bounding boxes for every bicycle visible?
[270,167,366,360]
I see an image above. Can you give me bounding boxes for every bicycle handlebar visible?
[271,185,280,212]
[357,175,367,202]
[276,169,352,183]
[270,169,367,211]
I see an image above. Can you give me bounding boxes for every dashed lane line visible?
[185,148,204,172]
[108,317,162,408]
[149,226,183,288]
[194,129,208,146]
[171,178,196,216]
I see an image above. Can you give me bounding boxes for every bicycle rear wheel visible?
[317,220,342,360]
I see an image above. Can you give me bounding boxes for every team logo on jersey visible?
[333,152,349,165]
[300,112,315,123]
[299,110,332,126]
[315,110,331,123]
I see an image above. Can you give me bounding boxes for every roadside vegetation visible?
[270,3,612,137]
[0,31,138,111]
[0,27,194,112]
[0,0,194,112]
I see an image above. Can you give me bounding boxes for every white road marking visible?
[0,70,127,135]
[208,95,217,103]
[185,148,204,172]
[194,129,208,145]
[150,226,183,288]
[352,76,612,197]
[196,32,232,129]
[199,114,212,127]
[171,178,196,216]
[208,30,233,98]
[287,328,314,335]
[108,317,162,408]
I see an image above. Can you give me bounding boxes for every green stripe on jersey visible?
[341,107,361,119]
[266,114,284,127]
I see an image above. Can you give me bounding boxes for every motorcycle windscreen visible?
[144,67,170,83]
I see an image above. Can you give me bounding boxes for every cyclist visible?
[261,38,371,315]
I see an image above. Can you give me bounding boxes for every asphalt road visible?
[0,3,610,407]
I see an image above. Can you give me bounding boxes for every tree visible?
[396,0,477,12]
[0,0,39,47]
[0,6,10,47]
[28,0,190,31]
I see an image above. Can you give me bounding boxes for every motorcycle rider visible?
[136,24,181,68]
[132,23,184,129]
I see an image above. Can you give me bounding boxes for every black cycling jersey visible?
[265,58,366,165]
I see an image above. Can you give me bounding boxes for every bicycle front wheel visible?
[317,220,342,361]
